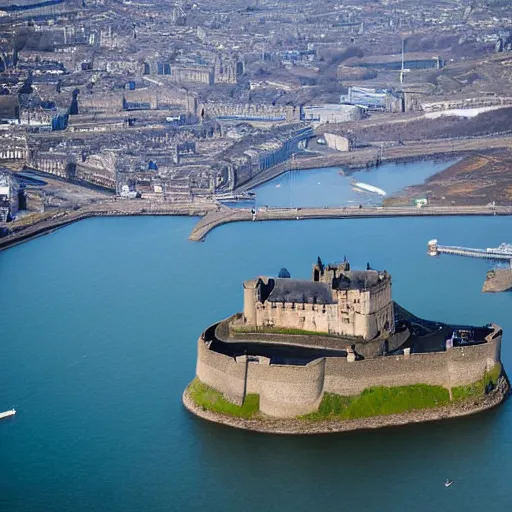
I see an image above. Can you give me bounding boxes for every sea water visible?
[1,214,511,512]
[248,159,457,208]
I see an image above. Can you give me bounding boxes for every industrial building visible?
[301,104,363,123]
[348,53,444,71]
[0,170,21,222]
[340,86,402,112]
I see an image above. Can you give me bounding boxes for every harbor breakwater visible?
[188,205,512,242]
[3,202,512,251]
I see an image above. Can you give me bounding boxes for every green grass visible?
[452,362,502,401]
[485,362,502,387]
[189,363,503,421]
[187,378,259,419]
[302,384,451,420]
[232,326,334,337]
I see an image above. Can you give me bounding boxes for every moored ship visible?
[0,408,16,420]
[351,181,386,196]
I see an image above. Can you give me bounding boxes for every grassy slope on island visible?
[188,363,503,422]
[187,378,259,419]
[302,384,451,421]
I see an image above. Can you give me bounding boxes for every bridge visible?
[188,205,512,242]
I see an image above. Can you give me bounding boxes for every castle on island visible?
[243,259,394,341]
[186,257,504,423]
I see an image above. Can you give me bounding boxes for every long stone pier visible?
[3,201,512,250]
[188,205,512,242]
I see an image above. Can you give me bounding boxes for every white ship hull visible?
[0,409,16,419]
[352,181,386,196]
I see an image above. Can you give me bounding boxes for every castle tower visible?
[243,279,259,325]
[312,258,350,285]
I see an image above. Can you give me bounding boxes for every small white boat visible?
[275,184,281,188]
[0,408,16,420]
[444,479,454,488]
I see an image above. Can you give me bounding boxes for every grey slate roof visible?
[335,270,381,290]
[267,278,335,304]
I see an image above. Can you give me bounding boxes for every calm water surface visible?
[1,214,512,512]
[246,159,457,208]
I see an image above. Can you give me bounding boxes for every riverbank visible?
[182,376,509,435]
[235,134,512,192]
[386,149,512,207]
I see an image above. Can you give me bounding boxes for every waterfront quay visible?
[189,205,512,242]
[3,202,512,251]
[0,200,217,251]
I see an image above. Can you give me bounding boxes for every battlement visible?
[195,319,503,418]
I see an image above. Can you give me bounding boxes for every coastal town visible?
[1,0,512,244]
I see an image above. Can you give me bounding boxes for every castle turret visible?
[243,279,259,325]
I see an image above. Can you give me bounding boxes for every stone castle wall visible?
[195,325,502,418]
[244,274,393,340]
[254,301,339,334]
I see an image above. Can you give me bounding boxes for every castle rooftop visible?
[267,278,335,304]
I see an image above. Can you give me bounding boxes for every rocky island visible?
[183,258,509,434]
[483,268,512,293]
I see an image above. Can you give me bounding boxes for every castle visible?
[189,258,504,420]
[243,259,394,341]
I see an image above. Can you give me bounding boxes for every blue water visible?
[1,214,512,512]
[247,159,456,208]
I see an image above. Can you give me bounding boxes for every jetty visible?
[0,409,16,419]
[428,240,512,261]
[188,205,512,242]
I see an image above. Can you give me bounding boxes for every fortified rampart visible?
[196,323,502,418]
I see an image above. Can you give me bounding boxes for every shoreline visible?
[182,377,509,435]
[234,134,512,193]
[3,144,512,250]
[0,201,215,252]
[236,152,458,192]
[3,202,512,252]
